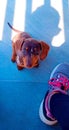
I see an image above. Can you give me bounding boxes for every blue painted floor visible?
[0,0,69,130]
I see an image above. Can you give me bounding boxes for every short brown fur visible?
[8,22,50,70]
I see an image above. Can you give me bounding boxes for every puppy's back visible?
[12,32,31,43]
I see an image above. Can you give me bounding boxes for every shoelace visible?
[48,74,69,91]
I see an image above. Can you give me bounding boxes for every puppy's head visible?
[19,38,50,69]
[20,38,41,68]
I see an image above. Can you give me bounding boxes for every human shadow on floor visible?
[25,0,60,45]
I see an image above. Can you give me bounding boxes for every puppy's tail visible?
[7,22,21,33]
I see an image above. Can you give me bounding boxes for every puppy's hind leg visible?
[11,44,16,62]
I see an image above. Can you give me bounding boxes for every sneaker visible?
[39,63,69,125]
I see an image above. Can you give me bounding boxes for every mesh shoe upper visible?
[43,63,69,122]
[39,63,69,125]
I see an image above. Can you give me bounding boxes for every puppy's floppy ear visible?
[39,41,50,60]
[20,39,25,50]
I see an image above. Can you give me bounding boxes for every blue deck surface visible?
[0,0,69,130]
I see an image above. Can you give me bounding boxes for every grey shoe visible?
[39,63,69,125]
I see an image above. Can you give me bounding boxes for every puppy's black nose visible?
[26,64,32,68]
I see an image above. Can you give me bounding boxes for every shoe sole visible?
[39,100,57,125]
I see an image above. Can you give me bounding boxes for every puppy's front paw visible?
[35,63,39,68]
[17,65,24,70]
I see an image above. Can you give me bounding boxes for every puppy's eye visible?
[34,48,37,51]
[25,47,29,51]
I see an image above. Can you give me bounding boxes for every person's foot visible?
[39,63,69,125]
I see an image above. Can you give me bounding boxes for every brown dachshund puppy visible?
[8,22,50,70]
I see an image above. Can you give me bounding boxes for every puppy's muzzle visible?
[23,55,39,68]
